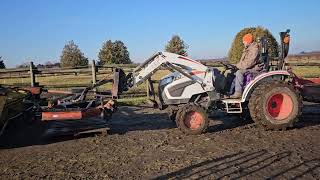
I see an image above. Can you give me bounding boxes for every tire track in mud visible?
[0,103,319,179]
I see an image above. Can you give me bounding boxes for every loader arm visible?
[131,52,211,88]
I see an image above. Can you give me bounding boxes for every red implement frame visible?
[41,108,102,121]
[294,75,320,103]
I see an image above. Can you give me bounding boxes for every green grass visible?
[291,66,320,78]
[0,74,94,86]
[0,67,318,87]
[0,70,171,95]
[116,97,150,106]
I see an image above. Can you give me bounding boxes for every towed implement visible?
[0,69,125,137]
[33,70,125,136]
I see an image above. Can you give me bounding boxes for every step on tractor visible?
[116,29,320,135]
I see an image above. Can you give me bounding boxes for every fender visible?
[241,70,291,102]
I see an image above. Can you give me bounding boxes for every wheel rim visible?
[184,111,203,130]
[266,93,294,120]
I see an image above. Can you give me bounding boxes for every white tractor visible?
[117,30,314,135]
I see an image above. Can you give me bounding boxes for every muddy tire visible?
[249,80,302,130]
[176,104,209,135]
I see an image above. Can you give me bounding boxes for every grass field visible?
[0,70,171,93]
[0,67,318,94]
[291,66,320,78]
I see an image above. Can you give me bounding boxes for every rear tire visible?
[249,80,302,130]
[176,104,209,135]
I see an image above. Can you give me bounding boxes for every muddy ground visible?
[0,102,319,179]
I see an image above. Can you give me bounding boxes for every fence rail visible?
[0,60,319,98]
[1,61,318,77]
[0,63,137,79]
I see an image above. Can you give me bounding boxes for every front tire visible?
[176,104,209,135]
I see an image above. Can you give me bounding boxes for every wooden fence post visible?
[30,62,35,87]
[91,60,97,85]
[146,79,150,99]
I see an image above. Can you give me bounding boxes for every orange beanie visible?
[243,33,253,44]
[283,36,290,44]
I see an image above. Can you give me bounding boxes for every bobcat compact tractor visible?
[117,29,319,135]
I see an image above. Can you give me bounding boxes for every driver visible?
[230,33,262,98]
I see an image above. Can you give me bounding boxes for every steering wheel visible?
[220,62,238,70]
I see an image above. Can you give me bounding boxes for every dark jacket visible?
[236,42,262,71]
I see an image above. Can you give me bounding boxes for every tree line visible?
[1,26,279,69]
[60,35,188,68]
